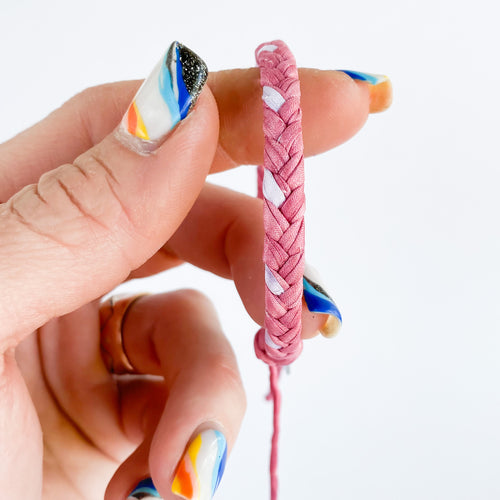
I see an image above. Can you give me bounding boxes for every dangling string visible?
[254,40,305,500]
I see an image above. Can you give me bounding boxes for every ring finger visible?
[104,290,246,500]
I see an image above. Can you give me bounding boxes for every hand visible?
[0,45,391,499]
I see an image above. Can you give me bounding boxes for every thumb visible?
[0,41,217,348]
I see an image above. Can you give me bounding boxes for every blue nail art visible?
[212,433,227,495]
[127,477,161,499]
[303,274,342,322]
[340,70,388,86]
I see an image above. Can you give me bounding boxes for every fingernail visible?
[340,70,392,113]
[303,263,342,338]
[118,41,208,154]
[172,429,227,500]
[127,477,162,499]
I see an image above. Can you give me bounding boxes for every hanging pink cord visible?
[254,40,305,500]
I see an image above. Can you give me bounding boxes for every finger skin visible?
[106,291,246,500]
[0,88,218,350]
[0,68,371,201]
[0,349,43,499]
[36,303,134,462]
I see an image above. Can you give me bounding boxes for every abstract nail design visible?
[127,477,162,499]
[340,70,392,113]
[119,41,208,153]
[172,429,227,500]
[303,263,342,338]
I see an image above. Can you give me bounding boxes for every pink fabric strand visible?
[254,40,305,500]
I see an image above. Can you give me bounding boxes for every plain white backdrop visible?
[1,0,499,498]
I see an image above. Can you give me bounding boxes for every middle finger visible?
[130,183,342,339]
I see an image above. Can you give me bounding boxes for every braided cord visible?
[254,40,305,500]
[254,40,305,366]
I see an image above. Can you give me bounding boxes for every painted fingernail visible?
[303,263,342,338]
[340,70,392,113]
[127,477,162,499]
[118,41,208,154]
[172,429,227,500]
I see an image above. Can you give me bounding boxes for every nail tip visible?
[369,78,393,113]
[128,477,162,499]
[168,41,208,115]
[339,70,392,113]
[177,41,209,95]
[320,315,342,338]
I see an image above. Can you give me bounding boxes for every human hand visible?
[0,41,391,499]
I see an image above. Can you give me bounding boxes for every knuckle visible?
[6,156,132,252]
[175,288,214,310]
[67,154,132,232]
[162,289,218,320]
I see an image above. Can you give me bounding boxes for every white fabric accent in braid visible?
[262,86,285,113]
[263,169,286,208]
[265,330,281,349]
[265,264,284,295]
[257,44,278,55]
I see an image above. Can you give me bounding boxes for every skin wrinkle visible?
[34,183,49,204]
[104,175,131,231]
[68,155,135,247]
[85,151,119,185]
[56,178,108,231]
[5,196,70,248]
[72,161,90,180]
[71,152,138,241]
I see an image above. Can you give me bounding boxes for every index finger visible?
[0,68,391,200]
[209,67,391,172]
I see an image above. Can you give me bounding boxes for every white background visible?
[1,0,499,498]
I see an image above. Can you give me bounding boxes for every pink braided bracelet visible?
[254,40,305,500]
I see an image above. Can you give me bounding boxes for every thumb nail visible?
[117,41,208,154]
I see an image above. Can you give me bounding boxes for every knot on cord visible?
[254,327,303,367]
